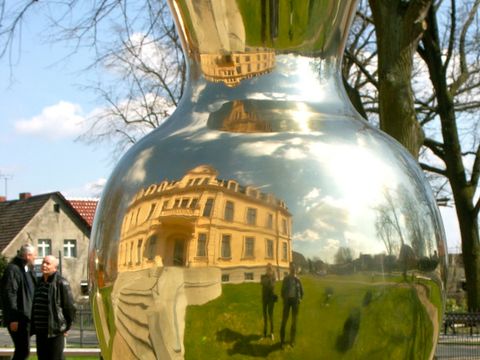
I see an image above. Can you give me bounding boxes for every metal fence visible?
[68,303,98,347]
[435,313,480,359]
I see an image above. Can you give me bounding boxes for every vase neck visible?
[169,0,358,88]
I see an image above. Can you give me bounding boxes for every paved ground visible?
[0,327,98,348]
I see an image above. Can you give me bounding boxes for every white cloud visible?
[63,177,107,198]
[14,101,85,139]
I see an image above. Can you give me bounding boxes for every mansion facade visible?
[117,165,292,282]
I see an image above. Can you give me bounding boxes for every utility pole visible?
[0,172,13,199]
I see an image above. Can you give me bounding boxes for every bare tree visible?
[345,0,480,310]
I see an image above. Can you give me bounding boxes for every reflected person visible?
[261,263,277,339]
[280,263,303,348]
[32,255,76,360]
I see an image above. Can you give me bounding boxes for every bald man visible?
[31,255,76,360]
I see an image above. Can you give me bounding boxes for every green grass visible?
[184,274,440,359]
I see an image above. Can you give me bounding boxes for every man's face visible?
[41,256,57,276]
[25,251,36,266]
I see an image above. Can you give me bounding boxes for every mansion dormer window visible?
[246,208,257,225]
[224,201,234,221]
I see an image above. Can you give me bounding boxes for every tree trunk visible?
[420,5,480,310]
[369,0,430,157]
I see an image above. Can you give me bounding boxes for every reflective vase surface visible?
[89,1,447,359]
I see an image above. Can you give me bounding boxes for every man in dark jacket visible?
[32,255,76,360]
[280,263,304,348]
[1,244,37,360]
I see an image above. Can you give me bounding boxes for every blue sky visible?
[0,6,462,252]
[0,12,112,200]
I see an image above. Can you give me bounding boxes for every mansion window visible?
[193,178,202,185]
[197,233,207,257]
[282,242,288,261]
[162,200,169,210]
[174,199,181,208]
[137,239,143,264]
[180,198,190,208]
[221,235,231,258]
[222,274,230,282]
[38,239,52,258]
[63,240,77,258]
[147,235,157,260]
[129,242,134,265]
[246,208,257,225]
[244,272,254,281]
[244,237,255,258]
[147,203,157,220]
[266,213,273,229]
[190,198,199,209]
[266,239,274,259]
[282,219,288,235]
[224,201,234,221]
[203,198,214,217]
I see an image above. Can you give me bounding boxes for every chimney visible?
[0,196,6,202]
[19,192,32,200]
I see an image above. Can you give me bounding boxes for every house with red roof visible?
[0,192,98,301]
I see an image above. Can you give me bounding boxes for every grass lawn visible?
[184,274,439,359]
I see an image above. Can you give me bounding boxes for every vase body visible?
[90,1,446,359]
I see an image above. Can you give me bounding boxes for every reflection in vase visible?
[111,165,292,359]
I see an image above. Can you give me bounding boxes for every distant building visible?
[200,50,275,87]
[0,192,97,301]
[117,165,292,282]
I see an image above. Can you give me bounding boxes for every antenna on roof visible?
[0,172,13,199]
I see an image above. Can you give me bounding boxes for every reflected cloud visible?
[123,147,154,184]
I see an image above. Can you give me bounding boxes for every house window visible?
[197,233,207,257]
[244,237,255,258]
[80,281,89,296]
[224,201,234,221]
[244,272,254,281]
[137,239,143,264]
[266,239,274,259]
[282,242,288,261]
[203,198,214,217]
[38,239,52,257]
[267,213,273,229]
[53,204,60,213]
[221,235,231,258]
[63,240,77,258]
[246,208,257,225]
[147,235,157,260]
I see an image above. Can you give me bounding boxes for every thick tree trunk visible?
[420,6,480,310]
[369,0,430,157]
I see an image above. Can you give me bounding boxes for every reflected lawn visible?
[185,274,437,359]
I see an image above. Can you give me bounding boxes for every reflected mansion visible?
[117,165,292,282]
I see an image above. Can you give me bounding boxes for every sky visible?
[0,4,462,253]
